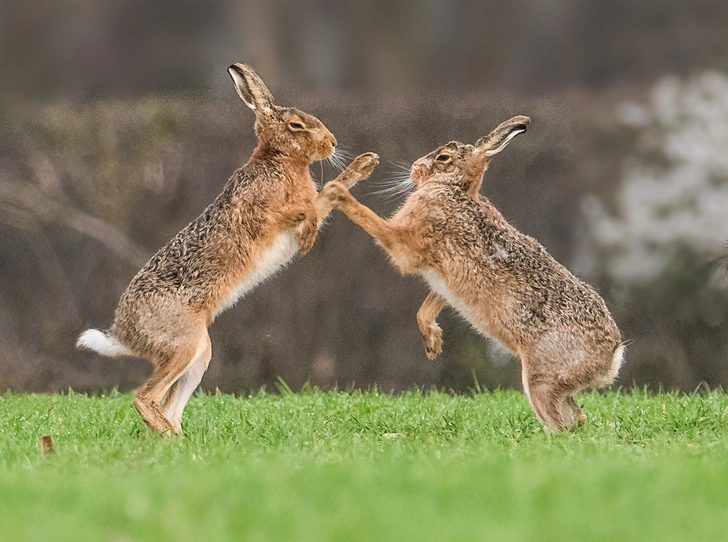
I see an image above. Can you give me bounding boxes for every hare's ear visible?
[476,116,530,157]
[227,63,275,116]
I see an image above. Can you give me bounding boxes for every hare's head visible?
[228,63,337,163]
[410,116,529,197]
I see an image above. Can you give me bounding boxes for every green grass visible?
[2,388,728,541]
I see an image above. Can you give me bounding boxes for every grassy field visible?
[1,388,728,541]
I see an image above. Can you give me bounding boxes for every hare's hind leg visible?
[527,382,585,432]
[163,334,212,433]
[135,329,208,434]
[526,379,570,432]
[521,366,573,432]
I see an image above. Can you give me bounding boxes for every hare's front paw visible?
[422,324,443,359]
[342,152,379,188]
[280,203,310,228]
[321,181,352,207]
[296,217,318,255]
[284,211,307,228]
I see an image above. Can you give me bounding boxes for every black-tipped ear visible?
[476,115,530,157]
[227,63,275,116]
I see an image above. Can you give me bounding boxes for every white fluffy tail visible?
[609,343,626,381]
[76,329,133,357]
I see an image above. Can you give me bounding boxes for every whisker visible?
[374,191,414,206]
[367,172,411,185]
[367,178,415,203]
[368,185,411,197]
[389,171,414,179]
[329,147,362,174]
[366,177,409,187]
[326,153,346,172]
[335,150,351,169]
[369,171,410,180]
[335,153,355,163]
[334,147,355,161]
[334,148,354,163]
[366,179,410,189]
[388,159,412,173]
[380,168,412,178]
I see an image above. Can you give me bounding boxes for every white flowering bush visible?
[581,72,728,286]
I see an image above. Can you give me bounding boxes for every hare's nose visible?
[330,135,338,148]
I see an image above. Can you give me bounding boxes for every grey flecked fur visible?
[323,115,624,431]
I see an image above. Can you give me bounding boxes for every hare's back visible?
[430,197,614,331]
[119,177,279,312]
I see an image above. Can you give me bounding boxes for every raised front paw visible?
[320,181,352,207]
[341,152,379,188]
[422,324,443,360]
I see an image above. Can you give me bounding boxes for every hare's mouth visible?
[317,142,336,161]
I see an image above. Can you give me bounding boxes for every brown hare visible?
[77,63,379,434]
[322,115,624,432]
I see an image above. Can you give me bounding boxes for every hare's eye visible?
[288,121,305,130]
[435,154,450,162]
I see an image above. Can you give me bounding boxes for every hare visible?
[77,63,379,434]
[322,115,624,431]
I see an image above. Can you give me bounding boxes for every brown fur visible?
[322,115,624,431]
[77,63,379,434]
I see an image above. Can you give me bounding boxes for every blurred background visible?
[1,0,727,394]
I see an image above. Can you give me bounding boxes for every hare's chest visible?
[212,230,298,319]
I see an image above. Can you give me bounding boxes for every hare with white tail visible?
[77,63,379,434]
[322,116,624,431]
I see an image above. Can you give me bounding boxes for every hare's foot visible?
[134,397,175,434]
[321,181,354,207]
[564,396,587,428]
[422,324,443,359]
[339,152,379,189]
[316,157,377,222]
[526,379,582,433]
[416,293,446,360]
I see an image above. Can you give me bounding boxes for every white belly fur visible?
[422,270,515,356]
[421,270,481,328]
[212,230,298,319]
